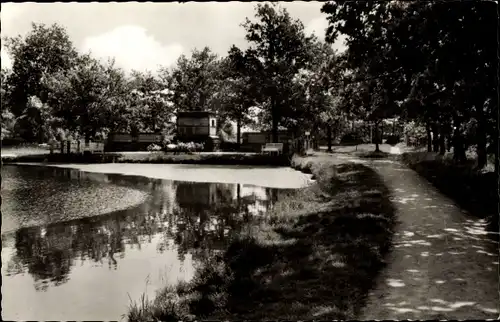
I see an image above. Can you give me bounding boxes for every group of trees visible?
[2,1,497,170]
[321,0,498,170]
[1,3,343,149]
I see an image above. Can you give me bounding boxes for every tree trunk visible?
[236,117,241,149]
[271,97,279,143]
[476,122,487,170]
[381,122,385,145]
[374,121,380,152]
[426,121,432,152]
[432,123,439,152]
[453,124,466,164]
[438,125,446,155]
[327,123,333,152]
[495,134,499,175]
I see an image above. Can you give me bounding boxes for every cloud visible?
[1,48,13,69]
[81,25,184,74]
[1,3,25,69]
[305,16,347,53]
[1,3,25,30]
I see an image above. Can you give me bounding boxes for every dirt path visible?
[354,158,499,320]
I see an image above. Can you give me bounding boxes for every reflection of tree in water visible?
[169,182,275,263]
[4,173,284,291]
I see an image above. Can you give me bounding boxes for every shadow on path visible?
[359,159,499,320]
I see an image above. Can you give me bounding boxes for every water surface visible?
[1,164,295,321]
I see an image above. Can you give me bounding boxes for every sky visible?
[0,2,346,74]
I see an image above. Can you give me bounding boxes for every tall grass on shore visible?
[127,155,397,321]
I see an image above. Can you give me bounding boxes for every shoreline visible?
[5,161,314,190]
[127,154,397,321]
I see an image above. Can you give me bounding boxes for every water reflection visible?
[1,165,288,320]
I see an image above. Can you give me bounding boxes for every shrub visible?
[403,121,427,146]
[147,143,162,152]
[161,141,205,153]
[162,136,172,146]
[195,142,205,151]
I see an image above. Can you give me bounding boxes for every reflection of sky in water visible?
[1,165,291,321]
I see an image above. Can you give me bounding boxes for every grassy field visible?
[127,154,396,321]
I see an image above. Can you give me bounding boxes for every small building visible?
[106,132,162,151]
[176,111,219,151]
[241,130,292,152]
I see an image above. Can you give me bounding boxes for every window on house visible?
[211,120,215,127]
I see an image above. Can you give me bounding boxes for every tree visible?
[128,70,175,134]
[322,1,497,165]
[242,3,315,142]
[4,23,78,142]
[216,45,259,147]
[170,47,221,112]
[1,68,16,139]
[294,40,344,151]
[45,55,129,141]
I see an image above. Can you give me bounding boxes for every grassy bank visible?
[2,151,291,166]
[401,151,498,241]
[127,154,396,321]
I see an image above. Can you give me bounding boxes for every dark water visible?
[1,165,288,321]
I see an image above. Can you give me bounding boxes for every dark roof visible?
[177,111,216,118]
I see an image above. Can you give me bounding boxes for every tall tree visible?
[242,3,315,142]
[217,45,259,146]
[1,68,16,139]
[322,1,497,165]
[4,23,78,142]
[45,55,129,141]
[170,47,221,112]
[128,70,175,134]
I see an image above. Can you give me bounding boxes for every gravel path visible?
[359,159,499,320]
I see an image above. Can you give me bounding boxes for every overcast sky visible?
[1,2,346,74]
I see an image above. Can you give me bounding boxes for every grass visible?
[127,154,396,321]
[1,144,51,156]
[1,150,292,166]
[401,151,498,241]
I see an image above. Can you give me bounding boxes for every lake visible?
[1,164,309,321]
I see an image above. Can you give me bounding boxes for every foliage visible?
[322,0,497,167]
[216,45,259,145]
[163,141,205,153]
[147,143,163,152]
[240,3,316,141]
[44,55,130,140]
[127,70,175,133]
[403,121,427,146]
[169,47,221,112]
[3,23,79,142]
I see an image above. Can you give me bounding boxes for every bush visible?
[162,136,172,146]
[163,141,205,153]
[403,121,427,146]
[147,143,162,152]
